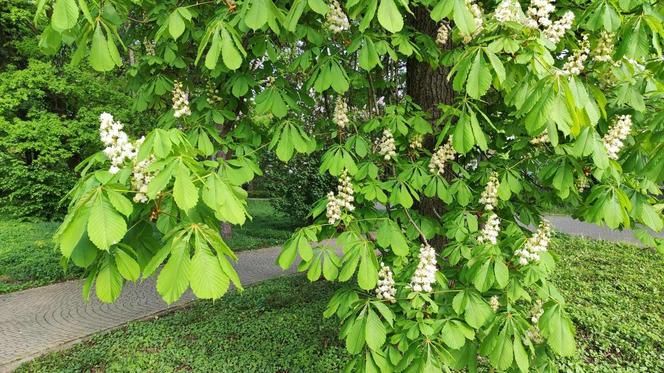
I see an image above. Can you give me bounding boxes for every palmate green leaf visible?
[105,189,133,217]
[452,116,475,155]
[467,52,491,99]
[346,316,366,354]
[377,0,403,33]
[114,247,140,282]
[87,192,127,251]
[168,10,185,40]
[539,303,576,356]
[190,240,230,299]
[52,0,79,31]
[202,174,247,225]
[221,27,242,70]
[156,237,192,304]
[71,233,98,268]
[453,0,476,36]
[173,163,199,211]
[90,24,115,72]
[488,328,513,370]
[205,31,222,70]
[358,246,378,289]
[513,336,529,372]
[365,309,386,351]
[441,321,466,349]
[246,0,272,30]
[58,205,91,257]
[308,0,328,15]
[376,219,409,256]
[95,255,123,303]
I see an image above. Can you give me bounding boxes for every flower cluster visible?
[131,153,155,203]
[478,213,501,245]
[378,129,397,160]
[530,299,544,324]
[325,169,355,224]
[409,244,437,293]
[479,172,500,211]
[326,0,350,34]
[172,80,191,118]
[436,23,449,47]
[525,0,555,28]
[336,169,355,211]
[207,83,222,105]
[593,31,614,62]
[543,11,575,45]
[428,138,456,176]
[559,35,589,76]
[490,295,500,312]
[326,192,342,224]
[333,97,349,129]
[515,220,552,265]
[462,0,484,43]
[603,114,632,160]
[99,113,137,174]
[409,135,423,150]
[494,0,524,24]
[375,263,397,303]
[576,176,589,193]
[143,39,156,56]
[530,131,549,145]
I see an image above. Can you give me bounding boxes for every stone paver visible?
[0,218,661,371]
[0,241,334,372]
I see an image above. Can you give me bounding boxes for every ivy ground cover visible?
[18,235,663,372]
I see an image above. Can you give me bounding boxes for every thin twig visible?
[403,208,429,246]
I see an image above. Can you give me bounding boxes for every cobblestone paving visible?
[0,242,335,372]
[0,218,660,371]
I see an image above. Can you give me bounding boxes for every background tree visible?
[40,0,663,371]
[0,0,145,219]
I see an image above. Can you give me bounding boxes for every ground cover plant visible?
[17,236,664,372]
[38,0,664,371]
[0,200,296,294]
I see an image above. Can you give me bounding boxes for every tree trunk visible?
[406,7,454,248]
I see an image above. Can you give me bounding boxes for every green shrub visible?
[0,0,144,219]
[260,151,335,222]
[18,237,664,372]
[0,220,81,293]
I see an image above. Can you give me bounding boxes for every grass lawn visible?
[0,199,298,294]
[17,236,664,372]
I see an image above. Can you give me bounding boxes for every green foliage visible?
[0,0,139,219]
[40,0,664,370]
[0,220,81,293]
[18,276,348,373]
[0,200,297,293]
[17,237,664,372]
[552,236,664,372]
[261,151,336,222]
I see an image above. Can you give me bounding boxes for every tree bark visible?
[406,7,454,248]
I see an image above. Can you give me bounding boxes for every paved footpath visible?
[0,218,660,371]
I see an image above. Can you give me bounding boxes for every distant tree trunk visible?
[406,7,454,248]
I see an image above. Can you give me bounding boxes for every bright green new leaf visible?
[87,193,127,251]
[169,10,185,40]
[221,27,242,70]
[156,240,192,304]
[467,52,491,99]
[114,248,140,281]
[173,164,199,211]
[90,24,115,72]
[377,0,403,33]
[190,244,230,299]
[52,0,79,31]
[95,256,123,303]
